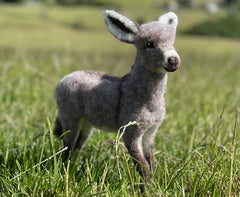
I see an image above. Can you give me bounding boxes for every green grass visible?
[185,13,240,38]
[0,4,240,196]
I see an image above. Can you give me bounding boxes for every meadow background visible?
[0,0,240,196]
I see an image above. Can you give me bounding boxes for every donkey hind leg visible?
[61,117,84,155]
[74,118,94,151]
[142,125,158,171]
[54,117,63,137]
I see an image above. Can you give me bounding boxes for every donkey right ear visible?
[103,10,140,43]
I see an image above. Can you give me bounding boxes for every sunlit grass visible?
[0,4,239,196]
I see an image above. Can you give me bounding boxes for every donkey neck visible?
[126,63,168,96]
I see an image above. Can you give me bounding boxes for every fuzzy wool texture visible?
[103,10,140,43]
[56,69,167,131]
[54,10,180,191]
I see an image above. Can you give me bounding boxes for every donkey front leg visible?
[142,125,159,171]
[122,125,151,192]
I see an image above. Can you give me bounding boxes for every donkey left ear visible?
[103,10,140,43]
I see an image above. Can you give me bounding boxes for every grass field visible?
[0,3,240,196]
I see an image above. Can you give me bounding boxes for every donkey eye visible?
[146,42,154,49]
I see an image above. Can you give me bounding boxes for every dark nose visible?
[165,56,180,72]
[168,56,180,67]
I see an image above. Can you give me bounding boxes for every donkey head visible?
[103,10,180,73]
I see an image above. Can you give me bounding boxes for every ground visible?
[0,3,239,196]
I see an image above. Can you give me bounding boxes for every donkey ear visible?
[158,12,178,29]
[103,10,140,43]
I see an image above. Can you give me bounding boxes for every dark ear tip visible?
[169,18,174,24]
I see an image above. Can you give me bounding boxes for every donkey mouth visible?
[164,65,179,72]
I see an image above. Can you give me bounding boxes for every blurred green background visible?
[0,0,240,196]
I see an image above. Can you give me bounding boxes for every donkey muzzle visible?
[163,50,180,72]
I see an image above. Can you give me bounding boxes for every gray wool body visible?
[56,61,167,130]
[54,10,180,192]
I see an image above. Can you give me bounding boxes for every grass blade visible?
[228,110,238,197]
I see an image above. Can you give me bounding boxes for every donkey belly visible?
[81,77,121,132]
[83,93,120,131]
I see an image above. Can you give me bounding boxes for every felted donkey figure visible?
[54,10,180,191]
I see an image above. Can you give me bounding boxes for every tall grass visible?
[0,4,239,196]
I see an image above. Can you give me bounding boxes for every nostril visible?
[168,56,179,67]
